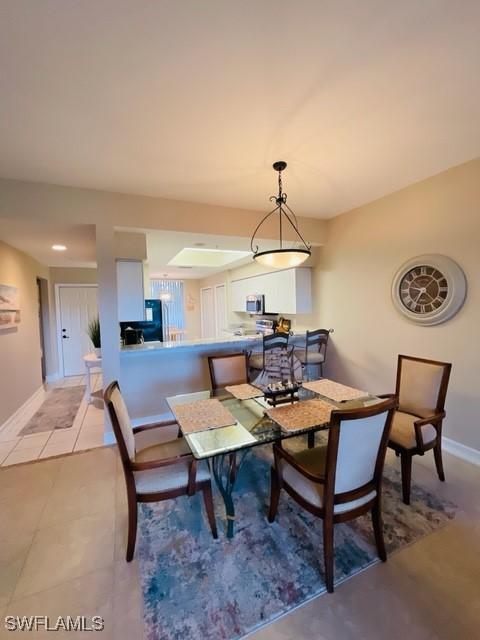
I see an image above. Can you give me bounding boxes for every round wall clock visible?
[391,254,466,325]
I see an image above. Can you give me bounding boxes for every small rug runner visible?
[19,386,85,435]
[138,449,456,640]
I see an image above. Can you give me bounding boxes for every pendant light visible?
[250,161,311,268]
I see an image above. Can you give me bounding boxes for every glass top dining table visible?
[166,386,381,538]
[166,387,381,460]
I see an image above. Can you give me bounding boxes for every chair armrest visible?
[134,420,182,451]
[131,451,193,472]
[414,412,445,427]
[273,443,325,484]
[132,419,178,434]
[373,393,398,411]
[413,412,445,452]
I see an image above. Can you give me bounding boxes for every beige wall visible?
[0,177,327,245]
[0,240,49,425]
[183,279,201,339]
[49,267,97,285]
[317,158,480,451]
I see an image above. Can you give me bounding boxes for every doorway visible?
[201,284,228,339]
[200,287,215,338]
[36,278,47,382]
[56,285,98,377]
[214,283,227,337]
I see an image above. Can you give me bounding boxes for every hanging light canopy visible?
[250,161,311,269]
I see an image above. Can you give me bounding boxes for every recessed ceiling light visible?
[52,244,67,251]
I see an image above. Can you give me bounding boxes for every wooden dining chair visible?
[388,355,452,505]
[268,395,397,593]
[249,332,290,372]
[207,352,249,390]
[104,381,218,562]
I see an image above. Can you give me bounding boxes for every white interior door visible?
[200,287,215,338]
[214,283,227,337]
[58,285,98,376]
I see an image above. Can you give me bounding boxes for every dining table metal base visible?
[210,450,251,538]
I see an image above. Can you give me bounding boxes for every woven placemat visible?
[303,379,368,402]
[172,399,237,434]
[266,398,334,433]
[225,383,263,400]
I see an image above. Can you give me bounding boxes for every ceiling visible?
[0,220,96,267]
[146,230,279,279]
[0,1,479,218]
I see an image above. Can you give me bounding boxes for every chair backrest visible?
[208,352,248,390]
[324,396,396,508]
[396,355,452,418]
[263,332,289,352]
[306,329,330,353]
[104,381,135,463]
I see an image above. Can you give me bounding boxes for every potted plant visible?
[87,316,101,357]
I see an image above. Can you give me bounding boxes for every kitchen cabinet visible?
[231,267,311,315]
[117,260,145,321]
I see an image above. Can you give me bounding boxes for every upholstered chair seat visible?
[269,395,396,593]
[248,352,264,370]
[389,412,437,450]
[279,446,377,513]
[104,381,218,562]
[388,355,452,505]
[134,457,211,495]
[293,350,325,365]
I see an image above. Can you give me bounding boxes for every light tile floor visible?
[0,374,105,467]
[0,446,479,639]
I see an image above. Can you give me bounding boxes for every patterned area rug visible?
[19,386,85,435]
[138,447,456,640]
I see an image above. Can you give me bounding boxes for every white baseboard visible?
[45,372,61,383]
[0,385,45,433]
[443,436,480,467]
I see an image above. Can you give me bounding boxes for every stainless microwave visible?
[246,294,264,315]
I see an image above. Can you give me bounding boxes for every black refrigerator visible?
[120,299,163,342]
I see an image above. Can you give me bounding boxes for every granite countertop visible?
[120,330,308,354]
[120,334,263,354]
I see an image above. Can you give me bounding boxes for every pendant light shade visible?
[251,162,311,269]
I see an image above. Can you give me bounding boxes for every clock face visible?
[399,266,448,315]
[392,255,466,325]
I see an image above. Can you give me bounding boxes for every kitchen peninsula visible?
[119,332,309,423]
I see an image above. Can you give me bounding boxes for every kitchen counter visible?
[120,333,262,354]
[121,330,310,354]
[119,331,311,422]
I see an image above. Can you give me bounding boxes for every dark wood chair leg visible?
[307,431,315,449]
[268,468,281,523]
[371,500,387,561]
[202,483,218,539]
[400,453,412,505]
[126,491,138,562]
[433,441,445,482]
[323,518,335,593]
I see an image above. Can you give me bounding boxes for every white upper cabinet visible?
[231,267,311,315]
[117,260,145,321]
